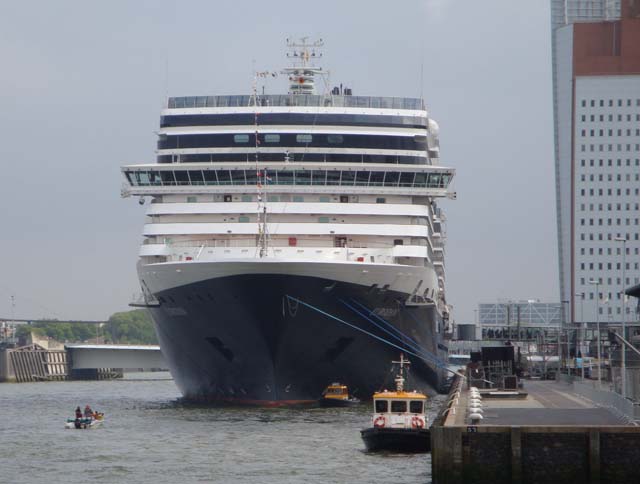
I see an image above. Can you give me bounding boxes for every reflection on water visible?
[0,374,438,484]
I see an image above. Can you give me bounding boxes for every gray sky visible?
[0,0,557,322]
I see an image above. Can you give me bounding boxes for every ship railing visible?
[161,238,397,250]
[167,95,424,110]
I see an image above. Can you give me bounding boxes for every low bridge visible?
[65,344,167,371]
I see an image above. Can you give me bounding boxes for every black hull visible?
[360,427,431,453]
[149,273,447,404]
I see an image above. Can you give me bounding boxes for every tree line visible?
[16,309,158,345]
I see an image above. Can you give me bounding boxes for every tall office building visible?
[551,0,640,323]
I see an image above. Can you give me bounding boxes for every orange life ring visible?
[411,416,424,429]
[373,416,386,428]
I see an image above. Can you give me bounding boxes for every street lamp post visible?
[561,300,570,374]
[615,236,627,399]
[575,292,585,380]
[589,279,601,384]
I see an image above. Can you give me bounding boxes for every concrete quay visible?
[431,376,640,484]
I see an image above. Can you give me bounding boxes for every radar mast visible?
[282,37,325,95]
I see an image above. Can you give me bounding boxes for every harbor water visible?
[0,374,439,483]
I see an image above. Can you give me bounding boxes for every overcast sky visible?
[0,0,557,322]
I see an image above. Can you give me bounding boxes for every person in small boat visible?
[84,405,93,418]
[74,406,83,429]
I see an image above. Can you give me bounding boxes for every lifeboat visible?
[360,354,430,452]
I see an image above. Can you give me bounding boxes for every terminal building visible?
[551,0,640,324]
[478,301,563,342]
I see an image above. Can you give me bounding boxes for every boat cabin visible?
[371,390,427,429]
[322,383,350,400]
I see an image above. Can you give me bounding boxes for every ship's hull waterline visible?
[143,264,446,404]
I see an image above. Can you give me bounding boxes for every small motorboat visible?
[360,354,430,453]
[319,383,361,407]
[65,413,104,430]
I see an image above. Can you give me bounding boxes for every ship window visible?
[355,171,370,186]
[327,134,344,144]
[326,171,341,185]
[160,171,176,185]
[217,170,231,184]
[189,170,204,185]
[319,196,330,202]
[341,171,355,185]
[409,401,424,413]
[230,171,246,185]
[187,196,197,203]
[233,134,250,143]
[375,400,388,413]
[384,172,399,186]
[277,171,293,185]
[318,217,330,223]
[174,171,189,185]
[295,171,311,185]
[241,195,252,202]
[296,134,313,143]
[203,171,217,185]
[376,197,386,204]
[370,172,385,186]
[264,134,280,143]
[268,195,279,202]
[293,196,304,202]
[340,195,349,203]
[239,216,250,222]
[311,170,326,185]
[391,400,407,413]
[399,172,415,186]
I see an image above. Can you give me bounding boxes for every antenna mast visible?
[252,73,269,258]
[392,353,411,392]
[282,37,325,95]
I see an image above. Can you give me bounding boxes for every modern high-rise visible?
[551,0,640,324]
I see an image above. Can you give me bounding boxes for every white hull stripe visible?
[140,259,438,296]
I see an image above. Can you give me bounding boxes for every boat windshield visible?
[375,400,388,413]
[391,400,407,413]
[409,400,424,413]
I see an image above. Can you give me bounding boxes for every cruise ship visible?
[121,40,456,404]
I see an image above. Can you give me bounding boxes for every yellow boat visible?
[360,354,430,452]
[318,382,361,407]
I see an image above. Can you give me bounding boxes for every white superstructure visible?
[122,40,456,319]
